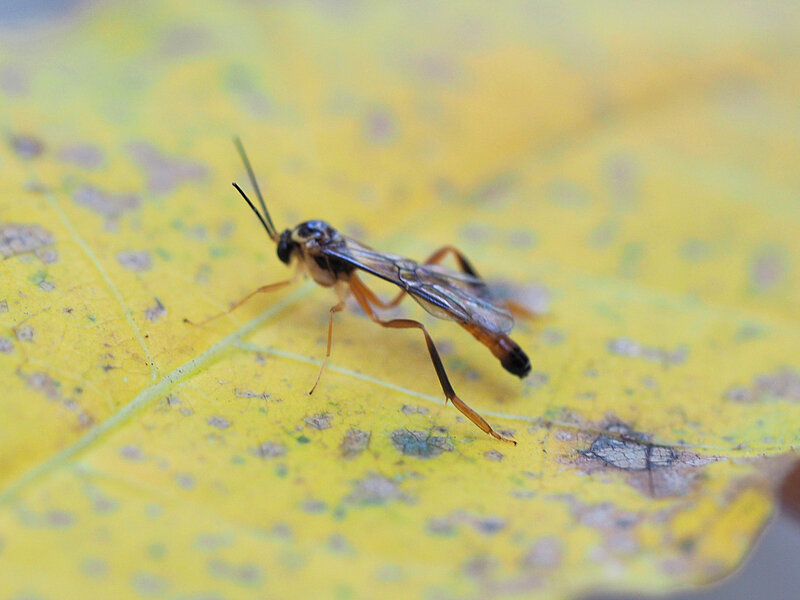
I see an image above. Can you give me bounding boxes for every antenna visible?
[232,183,275,240]
[233,137,278,239]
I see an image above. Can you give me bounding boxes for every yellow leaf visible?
[1,2,799,599]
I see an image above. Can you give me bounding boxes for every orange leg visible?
[505,300,538,322]
[350,275,515,444]
[184,278,295,326]
[308,300,345,395]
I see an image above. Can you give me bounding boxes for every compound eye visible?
[277,230,293,264]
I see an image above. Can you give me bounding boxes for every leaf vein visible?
[46,190,159,382]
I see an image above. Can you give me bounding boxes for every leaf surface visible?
[1,2,800,599]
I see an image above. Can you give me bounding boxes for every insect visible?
[193,138,533,444]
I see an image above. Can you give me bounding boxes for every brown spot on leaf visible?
[484,449,504,462]
[218,220,236,240]
[132,573,167,596]
[304,413,332,430]
[46,510,74,528]
[175,473,195,490]
[520,536,563,569]
[208,560,263,586]
[574,422,715,498]
[589,220,618,248]
[207,416,231,429]
[251,441,287,459]
[57,143,104,169]
[340,428,370,459]
[391,429,453,458]
[582,423,677,471]
[461,554,498,580]
[145,297,166,322]
[73,185,140,231]
[0,337,13,353]
[470,172,519,206]
[119,444,144,461]
[301,499,327,514]
[326,533,354,555]
[235,389,275,402]
[92,496,118,514]
[725,368,800,403]
[117,250,152,272]
[346,473,411,506]
[194,532,233,551]
[9,134,43,158]
[427,516,457,536]
[127,141,207,194]
[22,370,93,427]
[607,337,688,366]
[427,511,507,537]
[549,495,646,565]
[270,523,292,539]
[605,155,640,208]
[34,246,58,264]
[14,325,34,342]
[401,404,429,415]
[540,329,565,345]
[0,299,7,313]
[751,247,788,291]
[363,108,396,144]
[0,223,54,258]
[472,515,507,535]
[81,557,108,578]
[412,53,458,83]
[525,371,549,389]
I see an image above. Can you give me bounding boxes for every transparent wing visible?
[322,238,514,334]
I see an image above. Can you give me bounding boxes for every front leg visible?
[184,277,296,326]
[183,276,297,325]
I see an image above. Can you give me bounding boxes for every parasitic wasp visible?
[189,138,534,444]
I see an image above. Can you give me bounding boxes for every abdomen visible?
[460,323,531,378]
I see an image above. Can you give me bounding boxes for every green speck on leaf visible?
[209,246,229,259]
[542,405,565,420]
[28,269,47,284]
[147,543,166,561]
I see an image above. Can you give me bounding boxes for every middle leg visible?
[350,275,515,444]
[309,300,345,395]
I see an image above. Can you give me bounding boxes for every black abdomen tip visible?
[501,344,531,378]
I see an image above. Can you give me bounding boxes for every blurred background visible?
[2,1,800,599]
